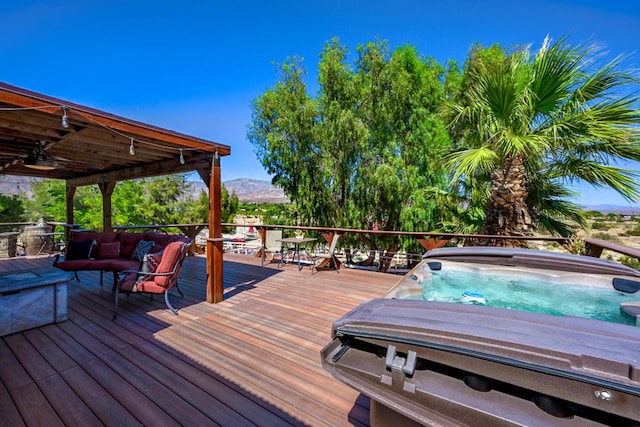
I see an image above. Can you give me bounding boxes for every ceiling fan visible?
[22,141,60,170]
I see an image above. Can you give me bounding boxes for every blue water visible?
[421,270,635,325]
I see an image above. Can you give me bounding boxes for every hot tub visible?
[322,247,640,426]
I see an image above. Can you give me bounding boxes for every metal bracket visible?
[381,345,417,393]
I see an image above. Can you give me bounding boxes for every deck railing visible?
[6,221,637,270]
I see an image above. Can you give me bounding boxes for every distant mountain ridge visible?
[222,178,289,203]
[3,176,639,211]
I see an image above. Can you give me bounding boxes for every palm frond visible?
[443,146,499,181]
[559,159,640,202]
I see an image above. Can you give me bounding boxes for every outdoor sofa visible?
[53,230,190,287]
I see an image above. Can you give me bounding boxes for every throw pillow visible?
[140,252,163,273]
[131,240,155,261]
[65,239,95,260]
[97,242,120,260]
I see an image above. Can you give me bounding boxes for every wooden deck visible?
[0,253,400,426]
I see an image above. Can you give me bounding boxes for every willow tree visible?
[446,36,640,244]
[248,38,451,270]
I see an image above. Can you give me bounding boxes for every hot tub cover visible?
[322,299,640,425]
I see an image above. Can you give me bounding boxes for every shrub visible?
[590,232,622,243]
[591,221,609,230]
[620,224,640,237]
[583,210,603,218]
[564,237,588,255]
[619,255,640,270]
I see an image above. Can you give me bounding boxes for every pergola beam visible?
[67,152,214,187]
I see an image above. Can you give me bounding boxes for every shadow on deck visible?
[0,253,400,426]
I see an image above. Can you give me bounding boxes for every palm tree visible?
[446,36,640,245]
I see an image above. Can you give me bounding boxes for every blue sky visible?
[1,0,639,207]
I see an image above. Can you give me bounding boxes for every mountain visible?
[580,205,640,215]
[4,175,638,210]
[223,178,289,203]
[0,175,40,198]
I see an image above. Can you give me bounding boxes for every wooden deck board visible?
[0,253,399,426]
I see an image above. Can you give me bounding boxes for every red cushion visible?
[108,259,140,272]
[153,241,185,288]
[119,273,168,294]
[143,232,171,251]
[116,232,144,259]
[73,232,117,258]
[97,242,120,259]
[55,259,95,270]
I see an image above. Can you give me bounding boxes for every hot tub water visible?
[422,268,634,325]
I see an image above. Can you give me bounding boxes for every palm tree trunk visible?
[481,155,533,247]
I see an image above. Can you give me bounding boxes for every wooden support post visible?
[65,183,76,241]
[207,152,224,303]
[98,181,116,232]
[197,168,211,191]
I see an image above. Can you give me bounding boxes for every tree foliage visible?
[22,175,237,231]
[0,194,25,231]
[248,39,452,263]
[446,36,640,239]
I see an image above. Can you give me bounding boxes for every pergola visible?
[0,81,230,303]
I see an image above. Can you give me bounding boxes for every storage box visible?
[0,268,70,336]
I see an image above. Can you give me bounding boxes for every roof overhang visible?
[0,81,230,185]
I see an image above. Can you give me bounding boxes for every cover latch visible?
[381,345,417,393]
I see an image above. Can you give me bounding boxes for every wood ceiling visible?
[0,82,230,187]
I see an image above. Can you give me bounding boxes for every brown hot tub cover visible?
[321,299,640,426]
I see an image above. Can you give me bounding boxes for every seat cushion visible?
[116,232,144,259]
[55,259,96,271]
[97,241,120,259]
[119,272,167,294]
[108,259,140,272]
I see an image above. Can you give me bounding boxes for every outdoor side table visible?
[277,237,317,270]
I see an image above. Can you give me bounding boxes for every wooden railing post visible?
[207,152,224,303]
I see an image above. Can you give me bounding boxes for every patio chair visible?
[261,229,283,266]
[312,233,342,274]
[113,240,191,320]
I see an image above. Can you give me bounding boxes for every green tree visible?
[248,39,451,270]
[23,175,231,231]
[0,194,25,231]
[179,185,239,232]
[23,179,66,222]
[446,36,640,243]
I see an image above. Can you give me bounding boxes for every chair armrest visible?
[118,269,173,277]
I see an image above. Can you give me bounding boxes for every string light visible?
[61,106,69,128]
[1,104,222,164]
